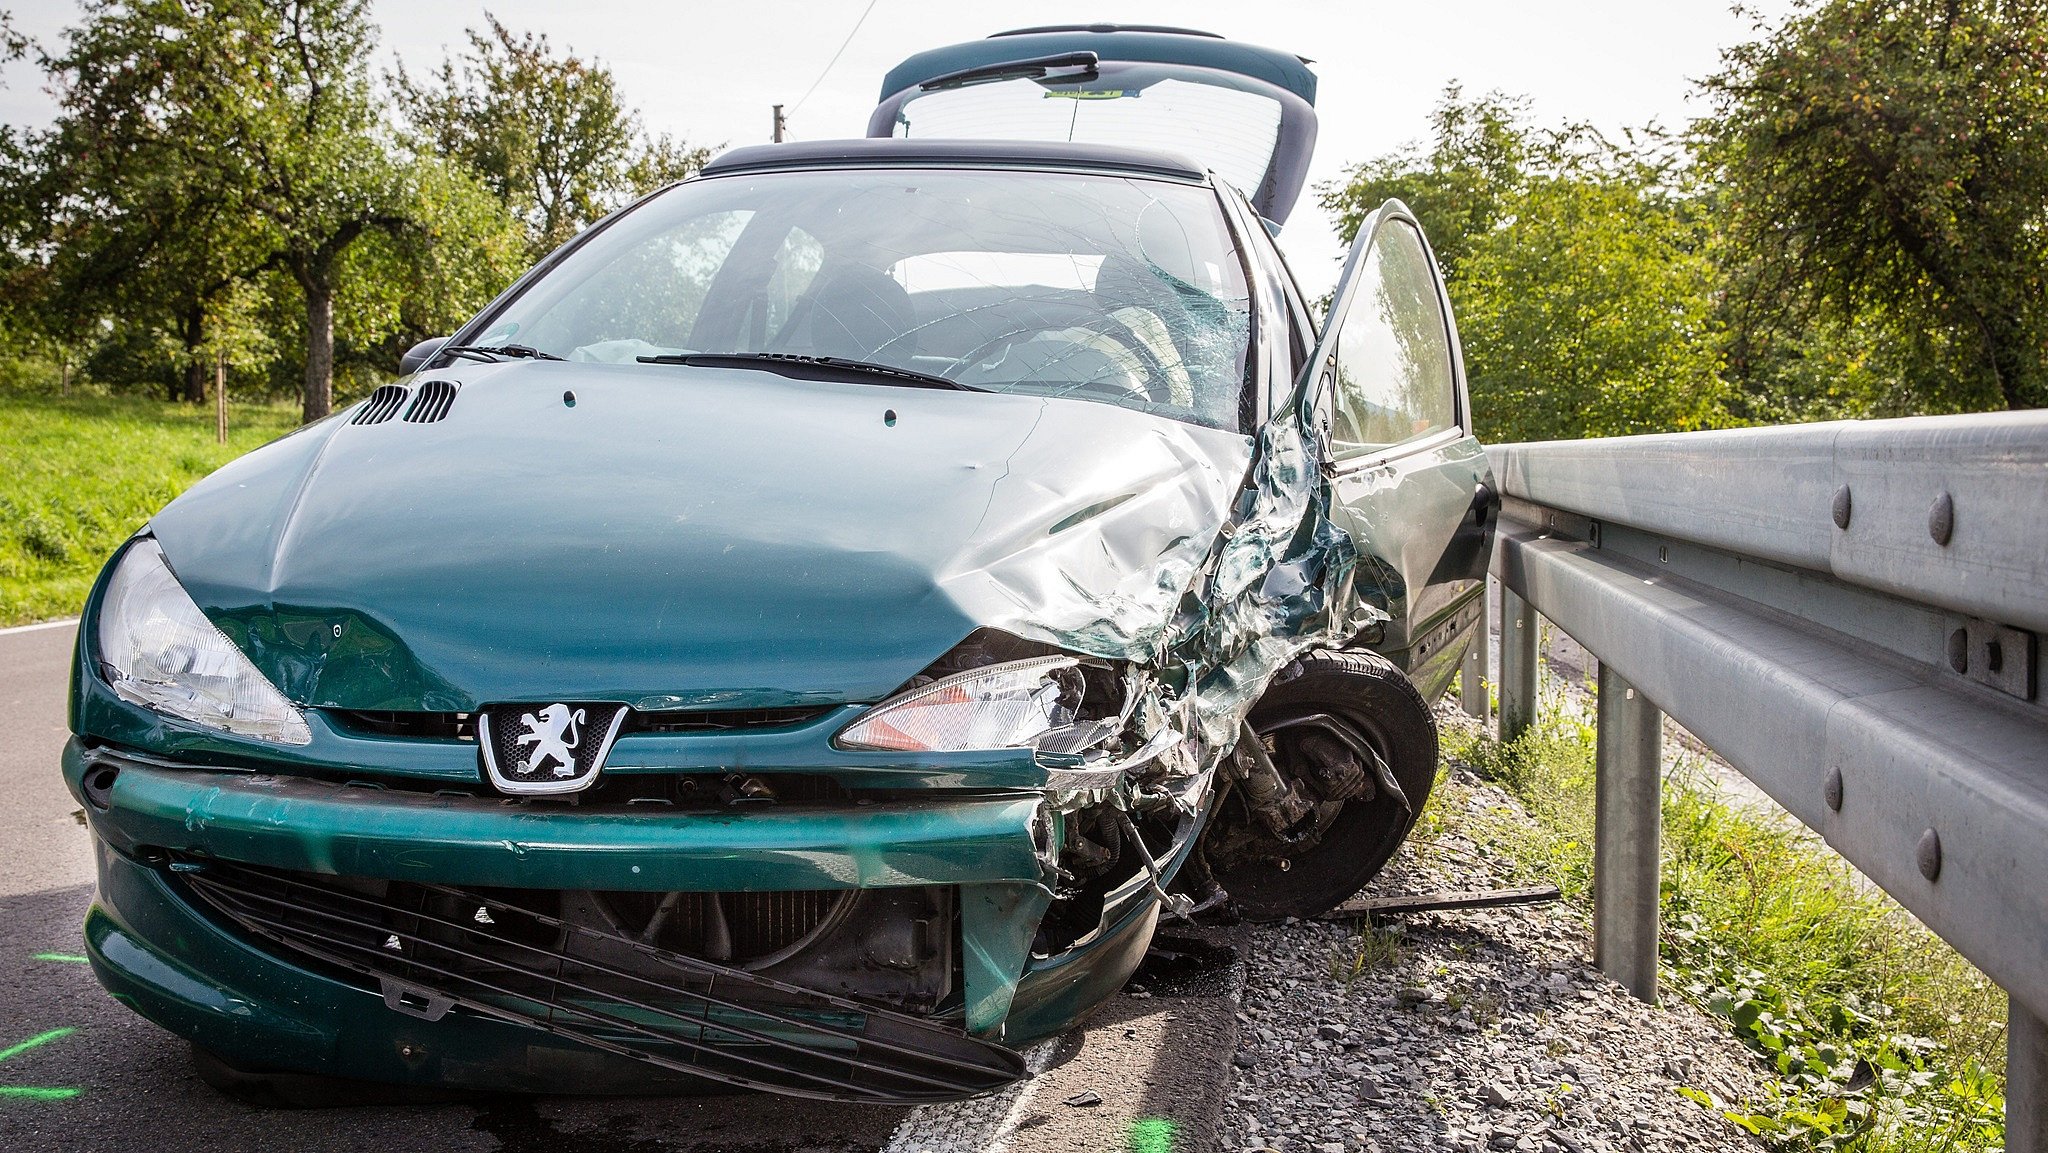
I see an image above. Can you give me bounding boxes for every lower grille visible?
[178,860,1021,1103]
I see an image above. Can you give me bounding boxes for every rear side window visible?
[1327,221,1456,456]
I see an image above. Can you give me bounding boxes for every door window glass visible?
[1327,221,1456,456]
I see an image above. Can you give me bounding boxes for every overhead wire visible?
[786,0,882,122]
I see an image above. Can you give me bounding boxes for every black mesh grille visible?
[177,860,1021,1102]
[330,710,476,740]
[331,706,826,741]
[351,384,412,425]
[626,706,835,733]
[404,378,461,422]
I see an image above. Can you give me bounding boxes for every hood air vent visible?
[351,384,411,425]
[404,378,462,423]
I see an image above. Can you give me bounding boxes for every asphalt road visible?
[0,621,1236,1153]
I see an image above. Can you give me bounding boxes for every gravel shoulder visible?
[1221,707,1770,1153]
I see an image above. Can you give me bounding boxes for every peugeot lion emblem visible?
[517,704,585,777]
[477,701,627,795]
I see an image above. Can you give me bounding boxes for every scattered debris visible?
[1318,884,1561,920]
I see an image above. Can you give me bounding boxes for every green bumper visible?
[68,742,1051,893]
[64,740,1144,1055]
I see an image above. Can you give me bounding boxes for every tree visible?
[325,156,526,392]
[1702,0,2048,411]
[1318,91,1731,441]
[395,15,712,259]
[212,0,422,421]
[13,0,433,420]
[1319,87,1530,285]
[1,0,266,403]
[1454,157,1730,441]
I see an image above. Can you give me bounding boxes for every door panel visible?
[1303,202,1497,690]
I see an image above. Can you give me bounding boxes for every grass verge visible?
[0,392,303,625]
[1435,683,2008,1152]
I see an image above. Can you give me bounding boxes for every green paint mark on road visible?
[1129,1117,1176,1153]
[0,1087,81,1102]
[32,953,89,964]
[0,1028,83,1103]
[0,1029,74,1064]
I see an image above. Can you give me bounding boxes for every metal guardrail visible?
[1471,412,2046,1150]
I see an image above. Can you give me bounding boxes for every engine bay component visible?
[1203,650,1440,921]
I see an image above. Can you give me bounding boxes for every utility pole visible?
[771,104,787,143]
[214,350,228,444]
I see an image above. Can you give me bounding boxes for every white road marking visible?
[881,1040,1059,1153]
[0,618,78,637]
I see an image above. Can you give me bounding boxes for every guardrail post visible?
[1499,588,1538,742]
[2015,996,2046,1153]
[1461,579,1491,720]
[1594,664,1661,1004]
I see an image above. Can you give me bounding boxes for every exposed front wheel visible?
[1200,649,1438,920]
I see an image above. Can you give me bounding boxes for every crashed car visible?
[64,26,1496,1103]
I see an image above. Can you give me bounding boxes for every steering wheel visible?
[954,316,1177,404]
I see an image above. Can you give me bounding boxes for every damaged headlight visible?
[837,655,1094,753]
[95,538,311,745]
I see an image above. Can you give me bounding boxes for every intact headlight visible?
[836,656,1087,753]
[95,538,311,745]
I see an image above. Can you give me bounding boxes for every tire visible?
[1204,649,1438,920]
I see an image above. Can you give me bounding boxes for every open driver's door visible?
[1303,201,1498,699]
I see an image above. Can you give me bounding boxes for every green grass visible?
[1440,686,2008,1153]
[0,393,304,626]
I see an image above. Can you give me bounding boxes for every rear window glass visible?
[887,78,1282,200]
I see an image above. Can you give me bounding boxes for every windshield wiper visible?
[635,352,987,393]
[438,343,565,364]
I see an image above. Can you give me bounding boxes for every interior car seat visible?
[779,264,919,360]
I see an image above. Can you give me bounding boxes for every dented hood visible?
[148,362,1251,712]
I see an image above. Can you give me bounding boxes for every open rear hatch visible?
[868,24,1319,225]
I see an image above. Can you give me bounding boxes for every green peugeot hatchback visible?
[65,25,1496,1102]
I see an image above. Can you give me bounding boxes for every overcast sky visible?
[1,0,1797,298]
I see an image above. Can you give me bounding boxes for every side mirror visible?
[399,336,450,376]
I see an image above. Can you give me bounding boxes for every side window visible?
[1327,221,1456,457]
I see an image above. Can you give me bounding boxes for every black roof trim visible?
[991,24,1224,39]
[700,139,1208,183]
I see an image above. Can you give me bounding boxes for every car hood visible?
[148,363,1252,712]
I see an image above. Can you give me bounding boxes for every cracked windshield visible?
[476,169,1252,429]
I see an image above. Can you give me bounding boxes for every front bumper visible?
[71,743,1052,893]
[67,740,1160,1097]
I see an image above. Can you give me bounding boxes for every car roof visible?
[699,138,1210,184]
